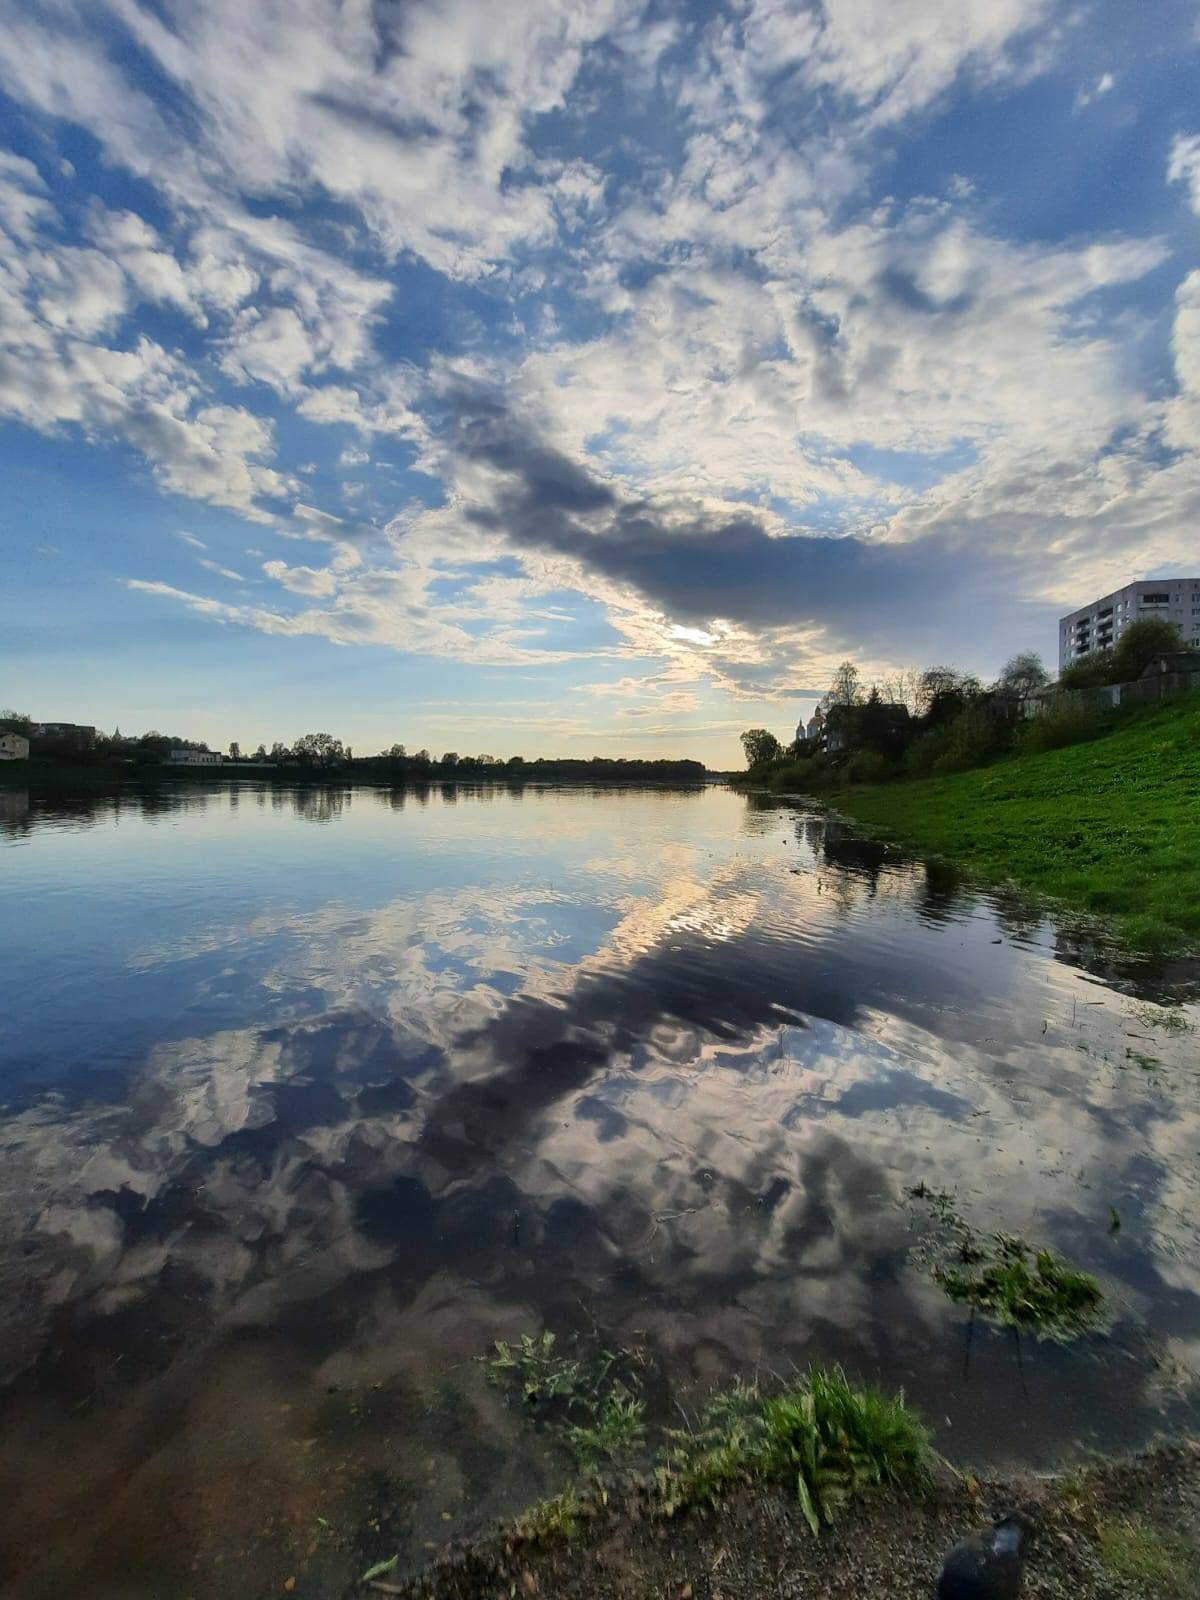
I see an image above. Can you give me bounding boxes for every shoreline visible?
[383,1442,1200,1599]
[0,761,722,792]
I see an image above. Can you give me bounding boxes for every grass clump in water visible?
[566,1384,646,1471]
[655,1367,929,1534]
[511,1487,585,1545]
[908,1185,1105,1342]
[1097,1515,1199,1597]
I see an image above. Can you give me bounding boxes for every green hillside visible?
[834,699,1200,952]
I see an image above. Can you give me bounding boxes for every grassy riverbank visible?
[829,700,1200,953]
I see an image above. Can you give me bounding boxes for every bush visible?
[929,707,1008,775]
[1016,701,1108,753]
[844,749,893,785]
[767,755,831,790]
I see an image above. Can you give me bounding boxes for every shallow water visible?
[1,779,1198,1598]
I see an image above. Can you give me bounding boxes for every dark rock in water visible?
[936,1511,1035,1598]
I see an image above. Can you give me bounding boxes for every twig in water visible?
[1012,1326,1029,1402]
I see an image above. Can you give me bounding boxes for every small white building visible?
[0,732,30,761]
[167,749,222,765]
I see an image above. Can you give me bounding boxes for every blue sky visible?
[1,0,1198,765]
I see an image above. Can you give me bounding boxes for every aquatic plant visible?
[1131,1003,1194,1037]
[935,1235,1104,1340]
[908,1186,1105,1341]
[485,1332,581,1405]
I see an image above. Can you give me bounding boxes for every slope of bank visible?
[391,1445,1200,1600]
[828,700,1200,952]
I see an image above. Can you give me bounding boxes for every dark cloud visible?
[447,383,1054,661]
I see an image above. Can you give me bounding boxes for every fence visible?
[1025,667,1200,716]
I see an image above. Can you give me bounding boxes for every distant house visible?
[167,749,222,765]
[0,732,30,761]
[824,699,910,757]
[1141,651,1200,678]
[33,722,96,748]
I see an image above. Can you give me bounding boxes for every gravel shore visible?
[383,1442,1200,1600]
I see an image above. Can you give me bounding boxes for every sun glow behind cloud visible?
[0,0,1198,761]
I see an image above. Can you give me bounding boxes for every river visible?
[1,778,1197,1597]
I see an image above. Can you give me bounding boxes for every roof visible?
[1140,652,1200,677]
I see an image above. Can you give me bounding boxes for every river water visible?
[1,779,1198,1597]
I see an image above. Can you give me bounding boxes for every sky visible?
[1,0,1198,767]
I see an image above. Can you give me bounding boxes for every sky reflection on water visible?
[1,780,1198,1598]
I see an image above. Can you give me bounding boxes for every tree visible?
[740,728,783,769]
[916,666,981,724]
[822,661,862,710]
[0,709,31,735]
[994,651,1048,699]
[855,687,912,757]
[1110,618,1184,682]
[441,751,459,769]
[385,743,407,760]
[292,732,345,765]
[875,669,922,713]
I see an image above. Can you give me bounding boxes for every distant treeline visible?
[0,715,706,784]
[356,752,707,783]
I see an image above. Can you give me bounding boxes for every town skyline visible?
[3,0,1199,767]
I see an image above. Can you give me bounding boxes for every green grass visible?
[654,1367,929,1532]
[511,1488,585,1544]
[566,1385,646,1471]
[833,700,1200,952]
[1098,1515,1200,1597]
[495,1347,930,1546]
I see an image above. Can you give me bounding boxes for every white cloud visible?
[0,0,639,281]
[261,559,338,597]
[1076,70,1115,108]
[197,557,247,582]
[1168,132,1200,216]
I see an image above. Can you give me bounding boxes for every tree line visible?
[738,617,1187,789]
[0,713,704,783]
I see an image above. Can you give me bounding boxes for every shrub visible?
[768,755,832,790]
[1016,700,1107,753]
[844,749,893,785]
[903,727,948,777]
[930,707,1007,775]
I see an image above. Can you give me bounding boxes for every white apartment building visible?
[1059,578,1200,670]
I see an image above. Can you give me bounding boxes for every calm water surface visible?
[1,780,1198,1597]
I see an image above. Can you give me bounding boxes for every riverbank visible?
[821,700,1200,953]
[388,1443,1200,1599]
